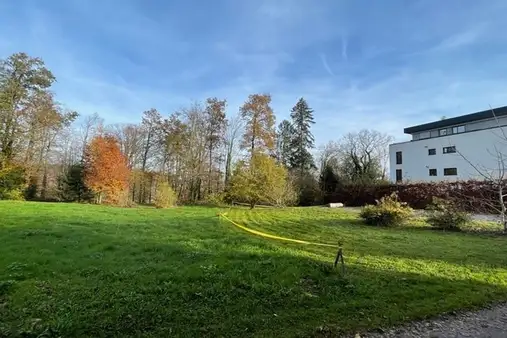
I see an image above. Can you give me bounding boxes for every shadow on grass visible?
[223,213,507,270]
[1,222,507,338]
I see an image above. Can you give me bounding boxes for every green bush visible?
[0,165,26,200]
[426,197,471,231]
[360,192,412,227]
[1,188,25,200]
[154,181,177,209]
[204,192,227,207]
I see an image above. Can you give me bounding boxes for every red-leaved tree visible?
[83,135,130,204]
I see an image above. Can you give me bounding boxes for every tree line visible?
[0,52,392,207]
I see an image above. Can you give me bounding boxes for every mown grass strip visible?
[220,212,337,247]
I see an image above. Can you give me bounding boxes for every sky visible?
[1,0,507,144]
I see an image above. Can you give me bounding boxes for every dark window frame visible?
[428,148,436,155]
[396,151,402,165]
[395,169,402,182]
[452,125,465,134]
[443,146,456,154]
[443,168,458,176]
[429,169,437,176]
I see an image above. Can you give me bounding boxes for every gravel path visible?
[360,302,507,338]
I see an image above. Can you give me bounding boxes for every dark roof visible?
[404,105,507,134]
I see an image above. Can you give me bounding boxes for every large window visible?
[396,151,402,165]
[452,125,465,134]
[444,168,458,176]
[428,148,436,155]
[429,169,437,176]
[439,129,447,136]
[443,146,456,154]
[396,169,402,182]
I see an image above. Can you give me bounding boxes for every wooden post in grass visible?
[334,243,345,274]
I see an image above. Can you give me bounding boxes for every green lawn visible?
[1,202,507,337]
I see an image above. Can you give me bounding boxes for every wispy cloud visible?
[1,0,506,145]
[319,53,336,77]
[341,35,348,61]
[424,24,488,54]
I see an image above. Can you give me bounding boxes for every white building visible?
[389,106,507,182]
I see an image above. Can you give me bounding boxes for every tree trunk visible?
[149,174,153,204]
[208,144,213,195]
[500,186,507,232]
[41,170,48,200]
[225,147,232,187]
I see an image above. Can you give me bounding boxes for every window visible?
[396,151,402,165]
[396,169,402,182]
[429,169,437,176]
[439,129,447,136]
[428,148,436,155]
[413,133,420,140]
[420,131,430,139]
[452,125,465,134]
[443,146,456,154]
[444,168,458,176]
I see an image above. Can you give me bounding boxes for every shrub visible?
[272,177,299,207]
[204,192,227,207]
[154,181,177,209]
[117,189,137,208]
[360,192,413,227]
[1,188,25,200]
[229,153,288,208]
[426,197,471,231]
[0,165,26,200]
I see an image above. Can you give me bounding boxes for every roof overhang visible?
[404,106,507,134]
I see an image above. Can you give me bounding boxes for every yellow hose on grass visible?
[219,213,337,248]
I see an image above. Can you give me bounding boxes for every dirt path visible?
[360,302,507,338]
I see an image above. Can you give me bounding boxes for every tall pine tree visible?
[289,98,315,173]
[276,120,293,167]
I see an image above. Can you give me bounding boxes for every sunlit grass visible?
[1,202,507,337]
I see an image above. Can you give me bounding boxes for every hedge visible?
[324,180,502,213]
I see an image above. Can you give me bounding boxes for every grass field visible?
[1,201,507,337]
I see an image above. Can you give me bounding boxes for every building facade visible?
[389,106,507,182]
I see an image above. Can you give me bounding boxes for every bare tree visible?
[109,124,143,169]
[336,129,393,184]
[140,108,161,172]
[204,98,227,194]
[79,113,103,158]
[224,112,244,186]
[457,107,507,231]
[317,141,339,170]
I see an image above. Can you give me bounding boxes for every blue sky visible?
[1,0,507,143]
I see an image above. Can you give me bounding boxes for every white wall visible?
[389,127,507,182]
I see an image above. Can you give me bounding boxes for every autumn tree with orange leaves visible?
[83,135,130,204]
[240,94,276,158]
